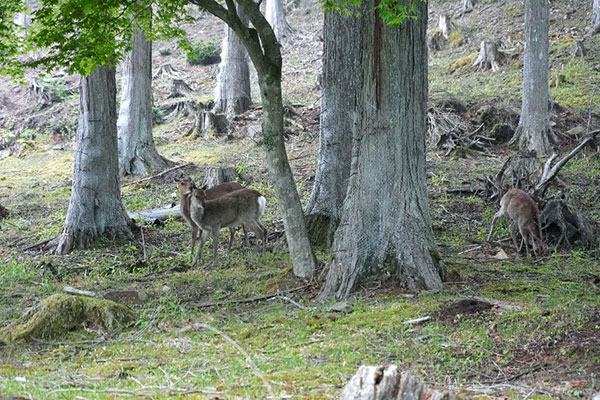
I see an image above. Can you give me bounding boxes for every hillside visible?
[1,0,599,398]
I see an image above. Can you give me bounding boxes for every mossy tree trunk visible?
[318,0,442,300]
[190,0,315,278]
[514,0,551,157]
[213,8,251,119]
[591,0,600,36]
[56,65,133,254]
[117,27,171,176]
[305,7,359,247]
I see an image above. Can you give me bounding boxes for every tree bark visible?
[591,0,600,36]
[265,0,293,42]
[56,65,133,254]
[190,0,316,278]
[305,7,358,247]
[514,0,551,156]
[213,10,252,119]
[318,0,441,300]
[117,29,171,176]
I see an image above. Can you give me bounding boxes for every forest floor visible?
[1,0,600,398]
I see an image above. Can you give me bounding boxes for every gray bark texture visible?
[591,0,600,35]
[213,10,251,119]
[117,29,171,176]
[516,0,551,156]
[318,0,442,300]
[56,65,133,254]
[305,8,358,247]
[191,0,316,278]
[265,0,293,42]
[340,366,453,400]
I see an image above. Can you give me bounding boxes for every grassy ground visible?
[1,0,600,398]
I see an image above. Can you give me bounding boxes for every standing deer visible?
[176,177,244,255]
[488,188,545,256]
[190,186,267,266]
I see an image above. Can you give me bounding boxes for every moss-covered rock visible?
[0,293,136,342]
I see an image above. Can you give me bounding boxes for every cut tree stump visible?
[201,111,229,137]
[168,79,194,99]
[340,365,455,400]
[461,0,474,15]
[438,14,454,40]
[472,40,503,72]
[202,166,242,188]
[153,63,181,80]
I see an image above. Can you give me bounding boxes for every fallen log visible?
[128,204,182,224]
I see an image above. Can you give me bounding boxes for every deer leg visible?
[518,226,530,257]
[243,224,249,247]
[211,227,220,266]
[192,230,208,266]
[227,227,235,250]
[191,226,198,259]
[487,214,500,241]
[257,221,267,255]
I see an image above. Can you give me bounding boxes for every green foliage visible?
[158,47,171,56]
[0,0,190,77]
[320,0,425,26]
[185,39,221,66]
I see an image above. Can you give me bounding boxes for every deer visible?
[176,177,244,255]
[488,188,545,257]
[189,186,267,266]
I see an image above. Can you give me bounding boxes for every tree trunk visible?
[56,65,133,254]
[265,0,293,42]
[318,0,442,300]
[192,0,316,278]
[305,8,358,247]
[461,0,474,15]
[213,11,251,119]
[514,0,551,156]
[117,29,171,176]
[591,0,600,36]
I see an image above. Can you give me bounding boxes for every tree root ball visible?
[0,293,136,342]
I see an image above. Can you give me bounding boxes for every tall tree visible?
[591,0,600,36]
[305,8,359,246]
[318,0,442,300]
[56,65,133,254]
[118,27,172,176]
[265,0,293,42]
[212,10,251,119]
[514,0,551,156]
[194,0,316,277]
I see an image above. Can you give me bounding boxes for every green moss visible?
[0,293,136,341]
[449,53,476,71]
[448,31,464,48]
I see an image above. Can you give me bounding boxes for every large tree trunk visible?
[194,0,316,278]
[56,65,133,254]
[265,0,293,42]
[117,29,171,176]
[591,0,600,36]
[318,0,442,300]
[212,10,251,119]
[305,8,358,247]
[514,0,551,156]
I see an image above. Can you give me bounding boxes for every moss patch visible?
[0,293,136,342]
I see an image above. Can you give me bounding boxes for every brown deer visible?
[190,187,267,266]
[488,188,545,256]
[176,177,244,254]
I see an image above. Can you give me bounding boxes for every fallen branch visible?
[534,129,600,198]
[402,316,431,325]
[186,285,309,308]
[120,162,194,188]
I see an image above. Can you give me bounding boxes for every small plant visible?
[186,40,221,66]
[159,47,171,56]
[152,106,164,123]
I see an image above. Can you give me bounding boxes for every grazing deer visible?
[488,188,545,256]
[190,187,267,266]
[176,177,244,254]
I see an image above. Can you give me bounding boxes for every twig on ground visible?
[186,285,310,308]
[271,294,311,311]
[120,162,194,188]
[403,316,431,325]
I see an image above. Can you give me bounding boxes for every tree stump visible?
[0,204,8,220]
[340,365,454,400]
[202,166,241,188]
[461,0,474,15]
[168,78,194,99]
[428,30,445,52]
[153,63,182,80]
[201,111,229,137]
[472,41,503,72]
[572,40,586,58]
[541,195,595,249]
[438,14,454,40]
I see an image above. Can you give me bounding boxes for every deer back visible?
[192,188,264,230]
[204,182,243,200]
[502,189,541,238]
